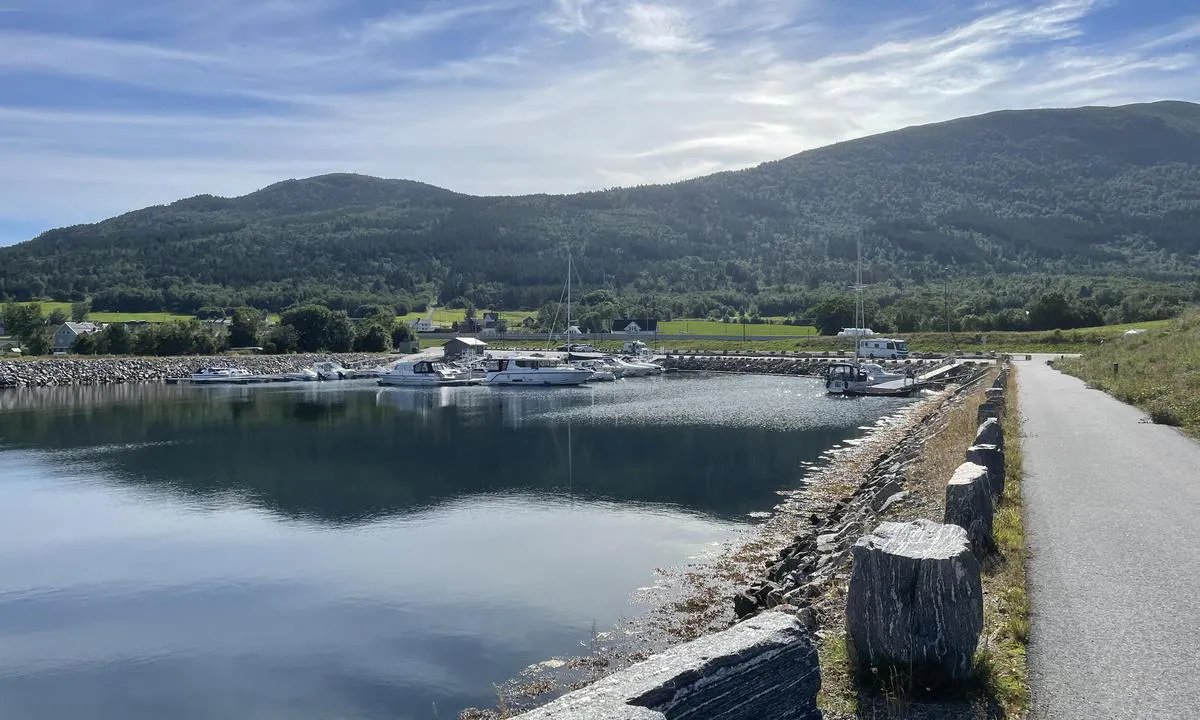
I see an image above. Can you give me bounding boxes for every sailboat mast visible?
[855,234,862,362]
[567,249,572,340]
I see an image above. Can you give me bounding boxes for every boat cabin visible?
[826,362,871,383]
[485,357,566,373]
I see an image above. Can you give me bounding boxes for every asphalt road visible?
[1016,356,1200,719]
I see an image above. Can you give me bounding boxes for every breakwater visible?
[0,354,385,388]
[660,355,940,377]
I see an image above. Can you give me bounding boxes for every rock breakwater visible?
[661,355,939,377]
[0,354,386,388]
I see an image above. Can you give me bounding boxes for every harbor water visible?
[0,374,911,719]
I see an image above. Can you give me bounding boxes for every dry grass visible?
[1057,310,1200,436]
[973,367,1030,715]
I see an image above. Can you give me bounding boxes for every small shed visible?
[442,336,488,359]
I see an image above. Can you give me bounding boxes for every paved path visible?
[1016,357,1200,719]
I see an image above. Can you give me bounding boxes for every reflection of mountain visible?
[0,384,864,525]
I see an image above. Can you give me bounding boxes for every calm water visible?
[0,375,909,719]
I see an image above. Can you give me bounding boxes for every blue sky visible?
[0,0,1198,245]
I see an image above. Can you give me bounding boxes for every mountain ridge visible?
[3,100,1200,314]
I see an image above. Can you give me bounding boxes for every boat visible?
[825,235,907,395]
[378,360,482,386]
[484,356,593,386]
[572,360,616,382]
[622,356,663,375]
[191,367,252,383]
[282,368,319,381]
[313,361,348,380]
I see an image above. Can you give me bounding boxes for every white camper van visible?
[858,338,909,359]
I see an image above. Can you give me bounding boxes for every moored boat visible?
[378,360,481,386]
[484,356,592,386]
[191,367,252,383]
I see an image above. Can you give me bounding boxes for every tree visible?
[391,322,415,347]
[1028,292,1072,331]
[97,323,134,355]
[264,324,300,354]
[2,303,49,354]
[48,309,68,326]
[280,305,333,352]
[327,311,354,353]
[71,300,91,322]
[811,296,858,336]
[353,323,391,352]
[72,332,97,355]
[229,307,264,348]
[2,302,44,339]
[195,306,225,320]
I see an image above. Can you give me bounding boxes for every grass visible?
[398,308,531,329]
[973,367,1031,715]
[821,366,1029,717]
[89,311,195,323]
[658,320,818,336]
[1056,310,1200,436]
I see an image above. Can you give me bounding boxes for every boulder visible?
[943,462,994,556]
[515,611,822,720]
[976,400,1003,424]
[965,444,1006,496]
[975,417,1004,450]
[846,520,983,685]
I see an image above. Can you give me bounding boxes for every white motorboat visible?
[378,360,481,386]
[313,361,348,380]
[484,356,592,386]
[283,368,319,381]
[191,367,252,383]
[860,363,904,384]
[573,360,616,382]
[604,356,652,377]
[622,356,663,375]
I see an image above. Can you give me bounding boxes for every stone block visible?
[944,462,994,556]
[975,417,1004,450]
[846,520,983,685]
[976,400,1003,424]
[965,444,1006,496]
[515,611,821,720]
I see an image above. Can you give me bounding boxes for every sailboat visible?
[825,236,911,395]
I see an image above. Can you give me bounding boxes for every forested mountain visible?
[3,101,1200,316]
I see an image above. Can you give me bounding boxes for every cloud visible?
[0,0,1198,240]
[612,3,709,54]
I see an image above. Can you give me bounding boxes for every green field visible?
[659,320,817,336]
[398,308,532,329]
[10,301,193,324]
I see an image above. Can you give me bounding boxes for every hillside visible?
[2,101,1200,313]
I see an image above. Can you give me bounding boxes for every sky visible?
[0,0,1198,245]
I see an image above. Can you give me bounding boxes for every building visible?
[411,317,436,333]
[610,319,659,335]
[521,316,536,329]
[442,336,488,360]
[481,311,500,330]
[53,322,100,353]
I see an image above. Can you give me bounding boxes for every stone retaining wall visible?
[513,611,821,720]
[0,354,386,388]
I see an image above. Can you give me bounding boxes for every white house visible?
[610,319,659,335]
[53,322,100,353]
[410,317,437,333]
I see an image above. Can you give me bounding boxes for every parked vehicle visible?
[857,338,910,359]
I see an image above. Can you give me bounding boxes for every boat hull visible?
[378,377,482,387]
[486,370,591,386]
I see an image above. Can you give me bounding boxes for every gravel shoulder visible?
[1017,356,1200,719]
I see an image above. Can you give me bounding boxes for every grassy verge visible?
[973,372,1030,713]
[817,367,1030,717]
[1056,310,1200,436]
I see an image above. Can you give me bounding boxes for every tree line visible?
[1,303,415,356]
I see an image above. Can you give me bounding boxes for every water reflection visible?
[0,375,911,720]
